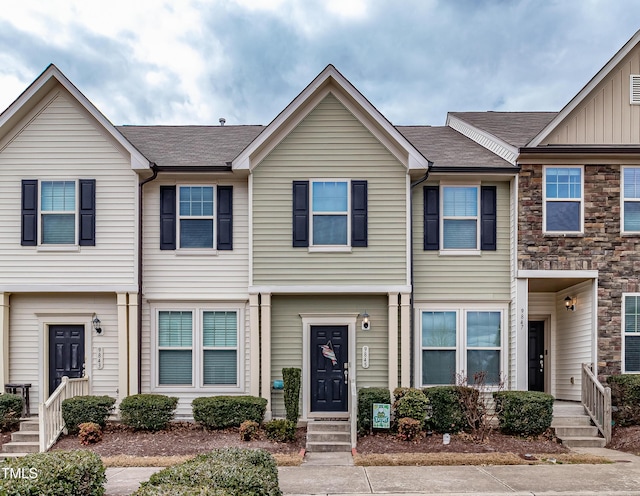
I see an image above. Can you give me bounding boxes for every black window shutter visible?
[217,186,233,250]
[424,186,439,250]
[21,179,38,246]
[481,186,497,251]
[351,180,368,247]
[160,186,176,250]
[78,179,96,246]
[292,181,309,247]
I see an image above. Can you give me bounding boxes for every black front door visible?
[528,321,545,392]
[310,326,348,412]
[49,325,85,396]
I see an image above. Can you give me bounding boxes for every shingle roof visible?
[448,112,557,148]
[116,125,263,167]
[397,125,514,169]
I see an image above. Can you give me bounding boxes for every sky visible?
[0,0,639,127]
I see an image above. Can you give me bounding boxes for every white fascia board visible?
[529,29,640,147]
[0,284,139,293]
[249,285,412,294]
[447,114,518,164]
[517,269,598,279]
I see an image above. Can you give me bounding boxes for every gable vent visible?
[631,75,640,104]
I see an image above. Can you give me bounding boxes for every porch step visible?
[0,453,34,461]
[552,402,606,448]
[9,431,40,443]
[1,441,39,454]
[1,418,41,458]
[306,420,351,453]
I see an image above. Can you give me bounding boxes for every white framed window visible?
[40,180,76,244]
[418,305,505,387]
[622,167,640,233]
[441,185,479,250]
[310,180,349,246]
[154,305,242,390]
[623,294,640,373]
[178,185,214,248]
[543,166,583,233]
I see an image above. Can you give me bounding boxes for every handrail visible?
[581,363,611,444]
[39,376,90,452]
[350,379,357,449]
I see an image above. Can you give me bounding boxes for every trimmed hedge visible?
[493,391,554,436]
[192,396,267,429]
[608,375,640,426]
[282,368,301,423]
[264,419,297,443]
[62,396,116,434]
[357,387,391,435]
[134,447,281,496]
[394,388,429,423]
[119,394,178,431]
[422,386,473,434]
[0,394,24,431]
[0,449,106,495]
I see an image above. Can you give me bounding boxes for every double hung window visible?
[622,167,640,233]
[624,295,640,373]
[179,186,214,248]
[311,181,349,246]
[442,186,478,249]
[544,167,583,233]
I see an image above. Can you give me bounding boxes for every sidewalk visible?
[105,448,640,496]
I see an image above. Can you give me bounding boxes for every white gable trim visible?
[529,29,640,147]
[233,65,430,171]
[0,65,150,171]
[446,114,518,165]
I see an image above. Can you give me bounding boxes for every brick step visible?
[305,441,351,452]
[560,436,607,448]
[10,431,40,443]
[1,441,39,454]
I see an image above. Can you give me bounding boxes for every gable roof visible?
[528,29,640,147]
[232,64,431,171]
[0,64,150,171]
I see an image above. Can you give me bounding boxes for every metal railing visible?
[39,376,90,452]
[581,363,611,444]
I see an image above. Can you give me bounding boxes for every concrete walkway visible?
[105,448,640,496]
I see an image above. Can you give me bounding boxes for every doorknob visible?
[343,365,348,384]
[539,358,544,373]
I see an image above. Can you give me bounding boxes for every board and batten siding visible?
[252,93,408,286]
[0,88,138,287]
[412,181,511,301]
[269,295,388,416]
[142,176,249,300]
[8,293,119,412]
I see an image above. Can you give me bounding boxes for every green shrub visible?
[282,368,301,423]
[493,391,554,436]
[192,396,267,429]
[0,449,106,495]
[239,420,260,441]
[78,422,103,445]
[394,388,429,423]
[119,394,178,431]
[135,447,281,496]
[357,387,391,435]
[264,419,297,442]
[422,386,472,433]
[397,417,422,441]
[0,394,24,431]
[608,375,640,426]
[62,395,116,434]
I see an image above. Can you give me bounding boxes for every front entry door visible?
[528,321,545,392]
[49,325,85,396]
[310,326,348,412]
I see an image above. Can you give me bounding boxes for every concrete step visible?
[551,415,593,427]
[1,441,39,454]
[10,431,39,443]
[306,421,350,433]
[306,441,352,452]
[18,420,39,432]
[306,431,351,443]
[0,452,34,461]
[554,425,599,438]
[560,436,607,448]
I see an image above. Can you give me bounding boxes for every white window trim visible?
[439,183,481,253]
[415,303,507,389]
[177,184,216,251]
[38,179,78,247]
[151,302,244,393]
[309,178,351,250]
[621,166,640,234]
[542,165,584,235]
[622,293,640,374]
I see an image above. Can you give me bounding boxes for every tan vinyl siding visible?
[269,295,388,416]
[412,181,511,301]
[544,45,640,144]
[8,293,118,412]
[142,176,249,300]
[0,88,138,287]
[252,93,407,286]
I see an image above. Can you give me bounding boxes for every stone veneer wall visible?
[519,163,640,377]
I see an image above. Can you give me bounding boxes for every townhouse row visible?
[1,30,639,420]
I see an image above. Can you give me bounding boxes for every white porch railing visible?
[581,363,612,444]
[350,379,357,449]
[38,376,90,452]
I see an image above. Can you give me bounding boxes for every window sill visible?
[542,233,584,237]
[438,249,481,256]
[36,245,80,252]
[175,249,219,256]
[152,385,242,393]
[308,246,352,253]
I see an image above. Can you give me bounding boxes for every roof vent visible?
[631,75,640,105]
[219,117,226,126]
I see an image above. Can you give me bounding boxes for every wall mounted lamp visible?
[361,311,370,331]
[92,315,103,334]
[564,296,576,312]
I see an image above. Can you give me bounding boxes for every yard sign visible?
[372,403,390,429]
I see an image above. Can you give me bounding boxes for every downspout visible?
[409,162,432,387]
[137,164,159,393]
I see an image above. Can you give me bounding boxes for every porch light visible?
[564,296,575,312]
[361,311,370,331]
[92,315,103,334]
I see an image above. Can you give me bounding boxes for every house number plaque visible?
[362,346,370,369]
[96,347,104,370]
